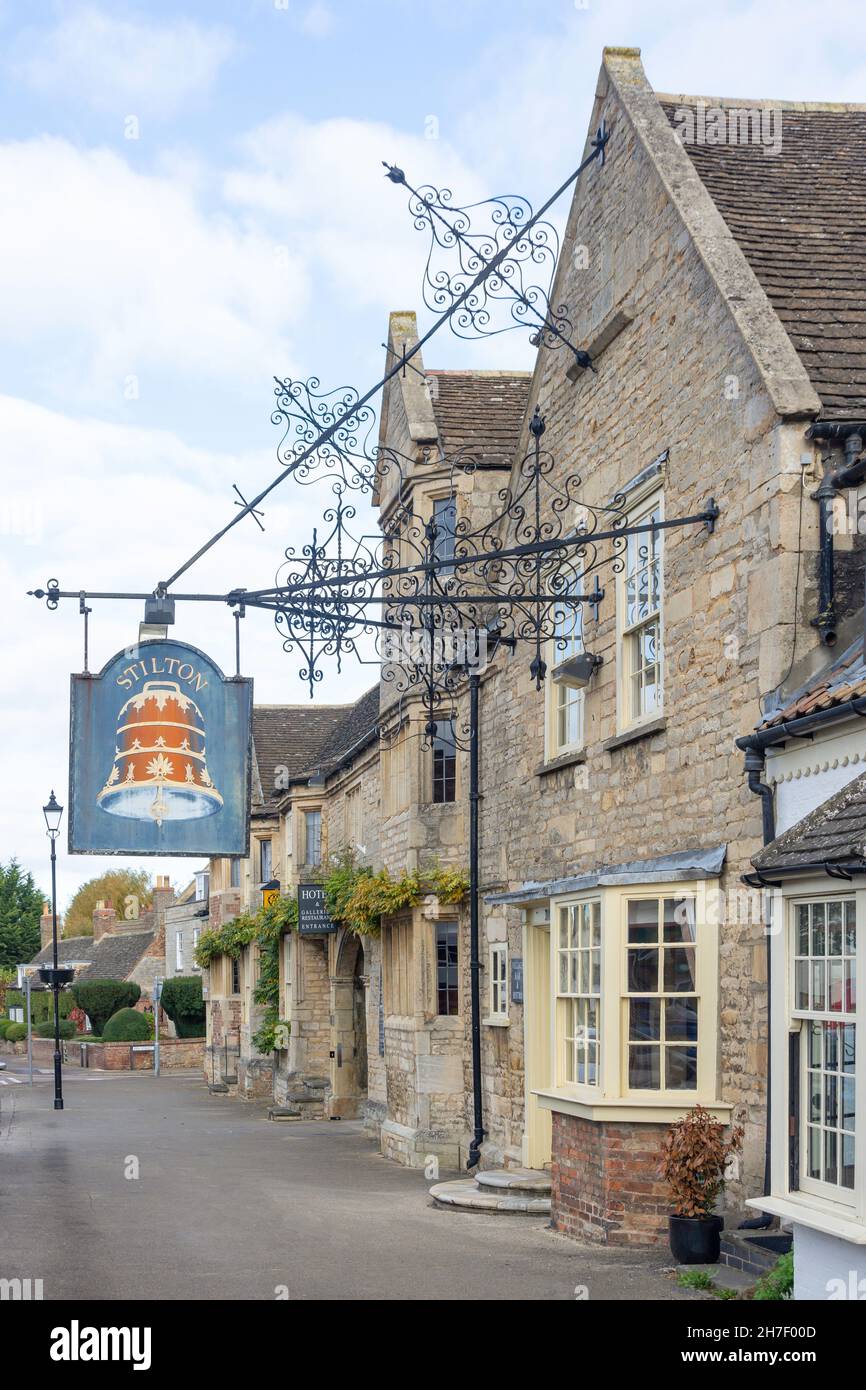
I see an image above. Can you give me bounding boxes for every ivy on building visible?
[194,895,297,1055]
[318,853,469,937]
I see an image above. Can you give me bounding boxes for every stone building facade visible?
[198,47,865,1256]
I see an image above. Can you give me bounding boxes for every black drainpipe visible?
[736,740,776,1228]
[804,421,866,647]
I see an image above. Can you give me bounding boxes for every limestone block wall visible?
[471,57,825,1204]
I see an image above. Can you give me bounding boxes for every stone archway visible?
[329,931,368,1118]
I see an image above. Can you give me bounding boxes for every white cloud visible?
[1,393,376,907]
[0,136,308,404]
[301,5,336,40]
[11,6,234,117]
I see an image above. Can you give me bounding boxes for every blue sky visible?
[2,0,864,907]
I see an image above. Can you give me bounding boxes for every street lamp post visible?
[42,790,64,1111]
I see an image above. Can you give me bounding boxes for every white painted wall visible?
[766,718,866,834]
[794,1223,866,1300]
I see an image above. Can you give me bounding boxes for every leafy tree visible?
[64,870,153,938]
[159,976,205,1037]
[71,979,141,1035]
[0,861,45,969]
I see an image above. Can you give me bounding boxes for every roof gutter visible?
[736,690,866,755]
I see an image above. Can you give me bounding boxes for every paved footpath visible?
[0,1064,693,1301]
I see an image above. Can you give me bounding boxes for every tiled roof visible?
[427,371,532,464]
[659,101,866,420]
[30,937,95,967]
[252,704,347,807]
[759,636,866,729]
[30,930,155,979]
[753,767,866,873]
[312,685,380,773]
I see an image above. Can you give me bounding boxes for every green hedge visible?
[71,980,141,1035]
[159,976,205,1037]
[6,990,73,1023]
[102,1008,152,1042]
[34,1019,77,1040]
[5,1023,26,1043]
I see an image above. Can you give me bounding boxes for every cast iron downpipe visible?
[804,421,866,647]
[736,742,776,1227]
[467,671,484,1168]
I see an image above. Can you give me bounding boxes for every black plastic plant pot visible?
[669,1214,723,1264]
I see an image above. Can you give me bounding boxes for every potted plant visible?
[660,1105,743,1264]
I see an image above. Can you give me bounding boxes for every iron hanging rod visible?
[157,138,609,594]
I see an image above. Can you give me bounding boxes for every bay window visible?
[547,880,716,1111]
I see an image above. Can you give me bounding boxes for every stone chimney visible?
[152,875,175,920]
[40,901,54,951]
[92,898,117,942]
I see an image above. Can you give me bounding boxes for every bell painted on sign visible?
[96,681,224,827]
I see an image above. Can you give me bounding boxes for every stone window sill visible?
[533,1086,731,1125]
[482,1016,510,1029]
[535,749,587,777]
[602,716,667,753]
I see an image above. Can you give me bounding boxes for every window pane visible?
[812,959,826,1012]
[436,922,458,1016]
[665,997,698,1041]
[663,897,696,943]
[812,903,826,956]
[666,1045,698,1090]
[628,899,658,943]
[629,997,660,1042]
[797,904,810,955]
[827,901,843,955]
[629,1045,660,1090]
[664,947,696,993]
[628,948,658,993]
[432,720,457,804]
[795,960,810,1011]
[845,900,856,954]
[828,958,844,1013]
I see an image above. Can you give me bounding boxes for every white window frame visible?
[488,943,509,1022]
[554,900,601,1088]
[617,491,664,732]
[545,879,717,1111]
[303,809,322,866]
[545,567,585,758]
[790,893,857,1208]
[175,931,184,973]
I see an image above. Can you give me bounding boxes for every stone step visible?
[285,1089,324,1104]
[268,1106,302,1121]
[302,1076,329,1090]
[208,1083,229,1094]
[430,1178,551,1215]
[476,1167,551,1194]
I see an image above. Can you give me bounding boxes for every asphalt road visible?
[0,1061,692,1301]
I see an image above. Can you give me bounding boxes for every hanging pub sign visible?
[69,640,252,857]
[297,884,337,936]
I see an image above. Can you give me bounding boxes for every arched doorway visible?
[329,931,368,1118]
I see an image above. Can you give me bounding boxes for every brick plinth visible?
[551,1111,671,1247]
